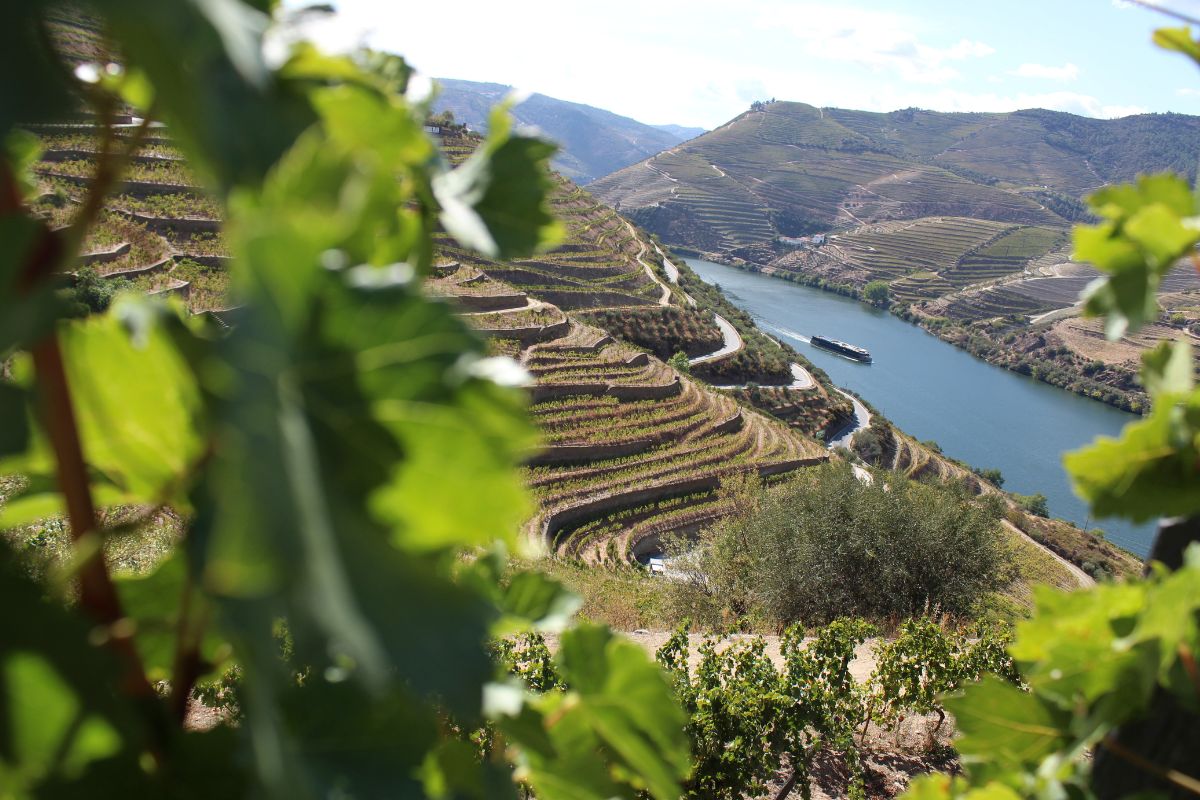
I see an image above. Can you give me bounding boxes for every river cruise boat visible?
[810,335,872,363]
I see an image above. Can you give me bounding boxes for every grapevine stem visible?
[170,575,212,726]
[1101,734,1200,796]
[773,766,799,800]
[4,119,162,738]
[30,336,156,703]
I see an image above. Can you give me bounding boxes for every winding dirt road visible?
[689,313,744,365]
[827,389,872,450]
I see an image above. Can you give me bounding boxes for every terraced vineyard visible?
[431,268,829,564]
[939,226,1065,287]
[592,100,1200,335]
[29,122,846,571]
[30,125,233,316]
[429,132,842,562]
[832,217,1007,285]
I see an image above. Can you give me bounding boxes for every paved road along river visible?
[685,257,1155,557]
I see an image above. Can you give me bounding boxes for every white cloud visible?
[756,3,994,85]
[1011,62,1080,81]
[1177,87,1200,96]
[284,0,1166,128]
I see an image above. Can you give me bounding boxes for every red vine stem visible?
[4,131,157,708]
[29,339,155,700]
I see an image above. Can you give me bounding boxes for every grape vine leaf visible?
[498,625,692,800]
[4,130,45,202]
[275,679,438,799]
[1076,173,1200,339]
[0,216,62,355]
[0,559,139,793]
[434,104,565,260]
[101,0,318,194]
[459,552,582,635]
[0,384,30,458]
[1154,26,1200,64]
[0,3,78,140]
[114,553,231,684]
[1063,387,1200,522]
[904,774,1022,800]
[945,676,1071,766]
[1140,340,1195,397]
[2,297,206,528]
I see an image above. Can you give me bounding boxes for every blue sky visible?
[302,0,1200,128]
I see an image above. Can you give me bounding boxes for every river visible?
[685,258,1155,557]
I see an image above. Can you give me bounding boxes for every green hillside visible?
[591,100,1200,262]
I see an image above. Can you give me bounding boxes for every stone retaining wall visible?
[475,318,570,347]
[607,376,682,401]
[104,255,173,281]
[42,171,199,197]
[41,150,184,166]
[115,210,220,235]
[451,292,529,312]
[540,475,724,545]
[78,241,130,266]
[530,375,681,403]
[628,508,727,562]
[710,409,744,436]
[148,280,190,301]
[528,438,656,467]
[535,289,656,310]
[510,260,631,280]
[177,254,231,270]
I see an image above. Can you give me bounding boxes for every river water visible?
[685,258,1155,557]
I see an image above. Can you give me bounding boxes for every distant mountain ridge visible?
[432,78,705,184]
[589,100,1200,256]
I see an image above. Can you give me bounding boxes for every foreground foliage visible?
[501,618,1017,800]
[902,25,1200,800]
[0,3,690,798]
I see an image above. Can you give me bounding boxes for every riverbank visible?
[686,249,1150,416]
[682,255,1156,557]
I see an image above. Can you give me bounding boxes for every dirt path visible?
[1002,520,1095,588]
[827,389,872,450]
[542,630,879,683]
[689,312,744,365]
[789,362,815,389]
[625,220,673,306]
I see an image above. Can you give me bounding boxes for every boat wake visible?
[762,322,810,344]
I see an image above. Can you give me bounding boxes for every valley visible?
[685,256,1155,557]
[593,101,1200,412]
[8,118,1130,618]
[7,5,1199,798]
